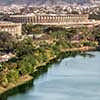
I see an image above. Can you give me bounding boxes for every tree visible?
[15,37,34,57]
[22,24,44,35]
[0,31,15,53]
[7,69,19,83]
[22,24,33,35]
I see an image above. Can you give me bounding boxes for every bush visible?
[81,41,97,47]
[15,37,34,57]
[0,31,15,53]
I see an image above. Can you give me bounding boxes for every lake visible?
[8,51,100,100]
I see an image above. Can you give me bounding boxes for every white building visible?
[8,14,89,24]
[0,21,22,35]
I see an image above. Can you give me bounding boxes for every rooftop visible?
[0,21,21,25]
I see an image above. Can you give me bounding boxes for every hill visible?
[0,0,94,5]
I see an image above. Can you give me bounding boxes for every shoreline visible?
[0,46,98,99]
[61,46,96,52]
[0,75,33,95]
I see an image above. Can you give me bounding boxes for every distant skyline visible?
[0,0,98,5]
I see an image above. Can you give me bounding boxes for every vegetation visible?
[22,24,45,35]
[0,31,16,53]
[0,24,100,89]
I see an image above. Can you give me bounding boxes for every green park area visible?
[0,24,100,95]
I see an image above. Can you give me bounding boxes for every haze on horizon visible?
[0,0,95,5]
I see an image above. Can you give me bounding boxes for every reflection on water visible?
[8,51,100,100]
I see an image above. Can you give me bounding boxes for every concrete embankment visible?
[61,46,96,52]
[0,75,33,100]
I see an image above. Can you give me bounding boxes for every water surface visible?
[8,51,100,100]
